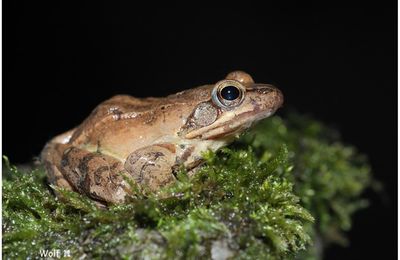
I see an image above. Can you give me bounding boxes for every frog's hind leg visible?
[42,136,130,205]
[58,146,130,204]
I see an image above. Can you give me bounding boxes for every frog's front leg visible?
[124,144,177,192]
[59,145,129,204]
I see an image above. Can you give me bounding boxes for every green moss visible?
[2,113,371,259]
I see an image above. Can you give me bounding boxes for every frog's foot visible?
[125,144,176,192]
[58,145,129,204]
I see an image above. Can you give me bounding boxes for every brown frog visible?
[41,71,283,205]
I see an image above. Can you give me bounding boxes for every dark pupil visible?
[220,86,240,100]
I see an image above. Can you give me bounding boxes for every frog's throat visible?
[184,108,274,140]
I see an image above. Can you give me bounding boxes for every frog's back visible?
[68,94,159,139]
[67,88,212,159]
[69,95,165,139]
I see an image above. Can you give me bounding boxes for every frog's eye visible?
[220,86,240,100]
[212,80,246,109]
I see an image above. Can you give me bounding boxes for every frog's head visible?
[180,71,284,140]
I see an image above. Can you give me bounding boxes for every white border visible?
[397,2,399,258]
[1,0,3,257]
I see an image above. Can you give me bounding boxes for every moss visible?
[238,114,371,248]
[2,113,371,259]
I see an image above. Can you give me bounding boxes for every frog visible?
[41,71,283,206]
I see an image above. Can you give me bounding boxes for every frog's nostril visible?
[259,88,273,94]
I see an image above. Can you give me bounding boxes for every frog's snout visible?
[249,84,284,110]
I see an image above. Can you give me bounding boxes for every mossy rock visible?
[2,114,371,259]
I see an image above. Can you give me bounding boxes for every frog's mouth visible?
[184,109,275,140]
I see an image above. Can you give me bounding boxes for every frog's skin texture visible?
[41,71,284,205]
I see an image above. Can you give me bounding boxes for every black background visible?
[4,2,397,259]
